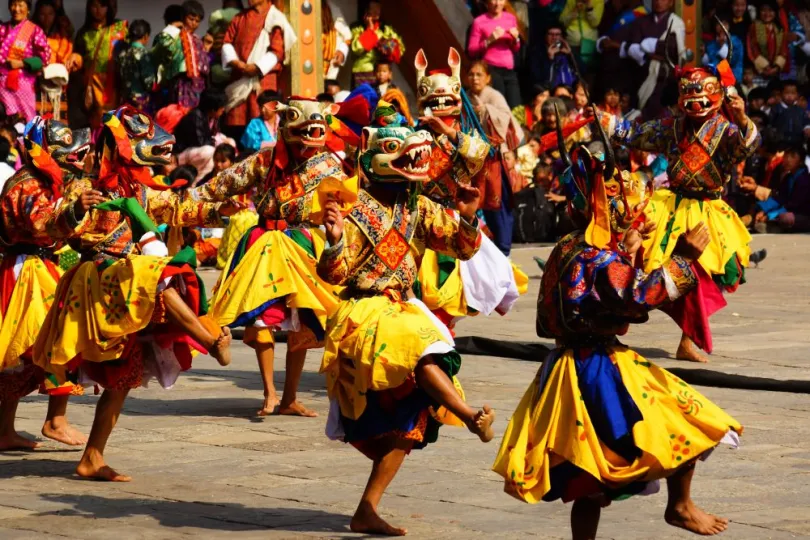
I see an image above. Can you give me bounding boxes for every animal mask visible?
[677,67,724,120]
[414,47,463,117]
[102,106,175,167]
[271,99,339,149]
[358,123,434,184]
[25,117,91,176]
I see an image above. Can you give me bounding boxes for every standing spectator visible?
[703,16,744,82]
[560,0,604,74]
[372,60,395,97]
[117,19,156,113]
[467,0,523,108]
[153,1,210,110]
[748,1,788,87]
[207,6,239,89]
[321,1,350,80]
[626,0,685,120]
[70,0,127,130]
[728,0,753,43]
[221,0,295,142]
[0,0,51,122]
[594,0,646,97]
[349,0,404,88]
[467,60,523,256]
[34,0,77,120]
[239,89,279,152]
[534,24,577,88]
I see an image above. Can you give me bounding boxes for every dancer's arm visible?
[4,180,61,243]
[146,188,234,227]
[725,95,760,164]
[317,218,371,286]
[186,148,274,202]
[612,117,672,154]
[46,177,98,239]
[416,195,481,262]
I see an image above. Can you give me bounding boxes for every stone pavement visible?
[3,234,810,539]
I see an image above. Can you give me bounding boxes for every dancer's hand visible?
[727,94,747,124]
[673,221,710,262]
[218,199,246,217]
[738,175,757,192]
[323,199,344,245]
[420,116,457,142]
[456,185,481,222]
[77,189,105,216]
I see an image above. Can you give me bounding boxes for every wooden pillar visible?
[676,0,701,67]
[285,0,323,98]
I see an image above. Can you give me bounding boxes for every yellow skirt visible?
[33,255,173,385]
[643,189,751,276]
[209,228,339,332]
[321,294,459,422]
[0,255,61,372]
[493,345,742,504]
[217,209,259,270]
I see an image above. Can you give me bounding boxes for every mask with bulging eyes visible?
[414,47,463,118]
[677,68,724,119]
[112,106,175,166]
[45,119,92,175]
[270,99,339,149]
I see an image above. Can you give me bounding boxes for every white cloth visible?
[223,5,297,112]
[627,43,646,65]
[638,13,684,111]
[640,37,658,54]
[0,162,14,190]
[459,234,521,316]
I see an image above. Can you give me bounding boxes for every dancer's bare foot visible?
[76,453,132,482]
[277,401,318,417]
[351,502,407,536]
[665,500,729,535]
[676,336,709,363]
[0,431,41,451]
[257,394,280,416]
[210,327,232,367]
[42,420,87,447]
[468,405,495,442]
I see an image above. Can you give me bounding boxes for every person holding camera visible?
[468,0,523,108]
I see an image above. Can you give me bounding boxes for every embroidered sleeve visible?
[594,252,697,315]
[416,196,481,261]
[726,117,760,164]
[3,181,56,244]
[188,148,272,202]
[614,118,672,154]
[47,177,94,239]
[147,188,224,227]
[455,131,491,177]
[317,219,370,286]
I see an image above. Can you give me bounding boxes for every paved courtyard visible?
[2,234,810,539]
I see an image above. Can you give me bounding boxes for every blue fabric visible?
[240,118,276,153]
[704,36,744,82]
[482,167,514,256]
[574,346,643,462]
[341,387,433,444]
[757,197,787,220]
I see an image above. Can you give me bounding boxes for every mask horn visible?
[448,47,461,80]
[592,113,615,182]
[414,49,428,81]
[714,15,733,66]
[554,103,571,168]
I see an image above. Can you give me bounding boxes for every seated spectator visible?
[703,16,744,82]
[350,0,404,88]
[596,83,621,119]
[572,80,589,115]
[175,88,236,180]
[620,90,641,121]
[516,135,542,183]
[372,60,396,97]
[212,143,258,269]
[748,86,769,112]
[748,1,788,86]
[467,0,522,108]
[117,19,156,113]
[560,0,604,72]
[240,89,280,153]
[741,145,810,232]
[552,84,573,99]
[741,66,755,97]
[503,149,527,193]
[511,85,549,131]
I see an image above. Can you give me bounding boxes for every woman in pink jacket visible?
[467,0,522,108]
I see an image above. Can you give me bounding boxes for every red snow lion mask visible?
[677,68,724,120]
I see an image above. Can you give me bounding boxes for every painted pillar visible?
[286,0,323,98]
[676,0,701,67]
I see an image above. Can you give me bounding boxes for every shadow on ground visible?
[36,493,349,534]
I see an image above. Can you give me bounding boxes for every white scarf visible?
[225,5,297,112]
[638,13,684,111]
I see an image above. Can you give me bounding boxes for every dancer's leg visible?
[350,436,411,537]
[665,461,728,535]
[163,288,231,366]
[414,355,495,442]
[0,397,41,450]
[41,393,86,446]
[277,348,317,417]
[255,342,279,416]
[571,497,602,540]
[75,388,131,482]
[676,333,709,364]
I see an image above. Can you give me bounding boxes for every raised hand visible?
[673,221,710,262]
[77,189,105,216]
[218,199,247,217]
[323,199,344,245]
[456,185,481,222]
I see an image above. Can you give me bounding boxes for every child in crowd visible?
[118,20,157,113]
[768,80,810,145]
[373,60,396,97]
[516,135,542,183]
[240,90,281,153]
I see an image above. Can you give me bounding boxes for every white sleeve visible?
[619,41,627,58]
[221,43,239,67]
[255,51,279,75]
[640,37,658,54]
[628,43,646,66]
[717,43,729,59]
[335,40,349,63]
